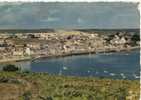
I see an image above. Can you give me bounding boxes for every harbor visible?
[2,49,139,80]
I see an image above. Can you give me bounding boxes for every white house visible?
[25,47,31,56]
[13,50,24,56]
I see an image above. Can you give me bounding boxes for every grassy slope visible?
[0,72,139,100]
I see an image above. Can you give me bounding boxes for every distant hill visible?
[75,28,140,35]
[0,29,55,33]
[0,28,139,34]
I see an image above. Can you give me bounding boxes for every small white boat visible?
[104,70,108,73]
[133,74,140,79]
[87,70,90,73]
[63,66,68,70]
[110,73,115,76]
[120,73,126,79]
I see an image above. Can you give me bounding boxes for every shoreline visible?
[32,46,139,61]
[0,46,139,64]
[0,56,31,64]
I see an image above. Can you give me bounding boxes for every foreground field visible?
[0,72,139,100]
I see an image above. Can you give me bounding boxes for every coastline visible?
[0,56,31,64]
[0,46,139,64]
[32,46,139,60]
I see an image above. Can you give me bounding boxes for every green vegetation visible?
[131,34,140,42]
[0,72,139,100]
[2,64,19,72]
[131,34,140,45]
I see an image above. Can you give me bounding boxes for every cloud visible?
[0,2,139,29]
[48,9,59,15]
[41,17,60,22]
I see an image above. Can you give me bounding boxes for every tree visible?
[2,64,19,72]
[131,34,140,42]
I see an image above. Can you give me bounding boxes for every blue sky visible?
[0,2,139,29]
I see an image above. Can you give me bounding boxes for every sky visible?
[0,2,139,29]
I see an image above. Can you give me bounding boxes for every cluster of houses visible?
[0,41,31,59]
[0,31,139,60]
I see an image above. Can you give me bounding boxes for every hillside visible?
[0,72,139,100]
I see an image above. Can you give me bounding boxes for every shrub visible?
[22,91,32,100]
[131,34,140,42]
[0,77,9,83]
[2,64,19,72]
